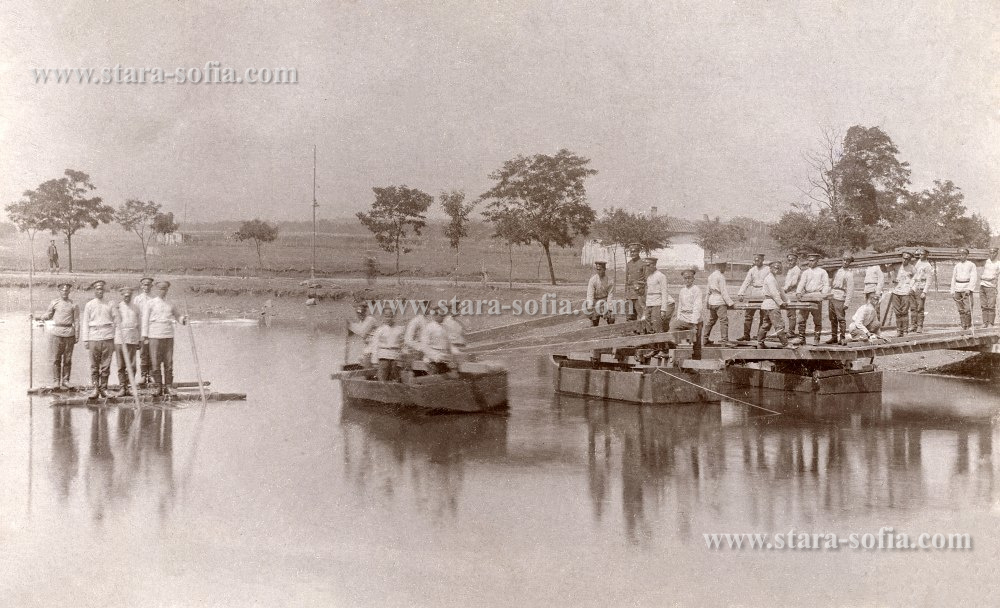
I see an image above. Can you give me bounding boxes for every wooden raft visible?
[28,381,211,396]
[50,391,246,407]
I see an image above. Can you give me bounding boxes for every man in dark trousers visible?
[36,282,79,388]
[141,281,188,396]
[624,243,646,321]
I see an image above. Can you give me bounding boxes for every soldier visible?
[758,260,789,348]
[420,308,454,375]
[112,286,141,396]
[950,247,978,330]
[736,254,769,342]
[783,253,803,338]
[442,308,467,353]
[980,247,999,328]
[140,280,188,396]
[132,277,156,383]
[795,252,830,344]
[371,310,404,381]
[403,299,429,354]
[888,251,916,338]
[586,261,615,326]
[910,248,933,333]
[47,239,59,272]
[670,267,704,356]
[642,257,674,334]
[848,292,883,342]
[624,243,646,321]
[36,281,79,388]
[80,280,116,399]
[827,255,855,345]
[704,262,735,346]
[863,261,886,299]
[348,300,378,367]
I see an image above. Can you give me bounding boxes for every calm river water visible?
[1,311,999,607]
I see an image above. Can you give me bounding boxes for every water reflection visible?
[339,403,509,519]
[557,378,998,543]
[49,406,176,522]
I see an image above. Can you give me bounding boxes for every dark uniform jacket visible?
[625,258,647,299]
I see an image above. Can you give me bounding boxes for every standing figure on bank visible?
[81,281,116,399]
[37,282,79,388]
[140,281,188,396]
[951,247,978,330]
[624,244,646,321]
[848,292,883,342]
[670,267,704,356]
[642,257,674,334]
[828,255,855,345]
[132,277,156,384]
[758,260,789,348]
[737,254,769,342]
[910,248,933,333]
[112,286,141,397]
[888,252,916,338]
[47,239,59,272]
[704,262,734,345]
[586,261,615,326]
[371,310,404,381]
[795,252,830,344]
[782,253,802,338]
[980,247,999,328]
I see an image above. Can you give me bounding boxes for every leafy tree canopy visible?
[356,185,432,275]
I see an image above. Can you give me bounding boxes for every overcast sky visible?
[2,0,998,228]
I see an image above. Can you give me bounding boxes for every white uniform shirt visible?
[43,298,79,338]
[796,267,830,296]
[760,273,785,311]
[892,263,916,296]
[831,268,855,307]
[141,297,181,339]
[951,260,978,293]
[420,320,452,363]
[644,270,674,310]
[403,315,428,351]
[371,324,404,360]
[849,303,880,335]
[442,315,466,348]
[586,273,613,303]
[863,265,885,295]
[350,315,379,358]
[738,265,770,298]
[113,300,141,345]
[912,260,933,294]
[80,298,116,342]
[676,285,703,324]
[981,259,999,289]
[706,270,734,307]
[133,291,153,315]
[783,265,802,294]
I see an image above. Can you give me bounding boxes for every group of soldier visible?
[348,301,467,381]
[35,277,188,398]
[584,244,1000,349]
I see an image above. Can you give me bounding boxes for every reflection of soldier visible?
[85,409,114,521]
[49,407,78,501]
[623,244,646,321]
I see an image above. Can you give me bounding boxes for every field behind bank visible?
[0,221,595,284]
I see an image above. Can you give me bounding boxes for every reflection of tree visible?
[559,388,996,543]
[49,407,78,502]
[339,403,508,520]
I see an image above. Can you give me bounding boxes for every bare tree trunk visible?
[508,243,514,289]
[66,233,73,272]
[542,242,556,285]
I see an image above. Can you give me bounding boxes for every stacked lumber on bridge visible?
[817,247,990,271]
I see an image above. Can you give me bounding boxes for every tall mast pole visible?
[312,145,318,280]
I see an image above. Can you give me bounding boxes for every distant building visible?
[581,217,705,270]
[156,232,184,245]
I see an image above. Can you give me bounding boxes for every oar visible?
[182,292,208,408]
[28,255,34,389]
[121,341,143,410]
[343,319,352,366]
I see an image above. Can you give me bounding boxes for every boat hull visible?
[552,356,721,404]
[337,368,509,412]
[725,366,882,394]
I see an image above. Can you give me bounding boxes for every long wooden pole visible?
[343,319,352,367]
[182,292,208,407]
[28,235,34,389]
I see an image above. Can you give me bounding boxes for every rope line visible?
[652,368,782,416]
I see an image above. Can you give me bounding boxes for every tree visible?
[832,125,911,226]
[695,215,746,263]
[771,209,844,257]
[489,209,532,289]
[234,219,279,268]
[114,199,161,272]
[5,197,47,296]
[153,211,180,238]
[356,185,432,276]
[865,215,957,252]
[593,207,671,281]
[20,169,113,272]
[440,190,476,281]
[480,149,597,285]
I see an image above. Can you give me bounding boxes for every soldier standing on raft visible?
[586,261,615,326]
[888,251,916,337]
[782,252,802,338]
[624,244,646,321]
[348,300,379,367]
[112,286,141,396]
[141,280,188,396]
[980,247,999,328]
[911,248,933,333]
[80,280,116,399]
[670,267,704,356]
[794,252,830,344]
[737,253,769,342]
[703,261,734,346]
[371,310,404,381]
[36,281,79,388]
[757,260,790,348]
[420,308,454,375]
[132,277,156,384]
[828,255,855,345]
[642,257,674,334]
[950,247,978,331]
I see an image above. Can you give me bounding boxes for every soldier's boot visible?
[777,331,789,348]
[813,332,822,345]
[89,375,101,400]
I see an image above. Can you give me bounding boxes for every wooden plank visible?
[50,392,246,407]
[28,381,212,396]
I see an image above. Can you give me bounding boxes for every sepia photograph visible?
[1,1,999,606]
